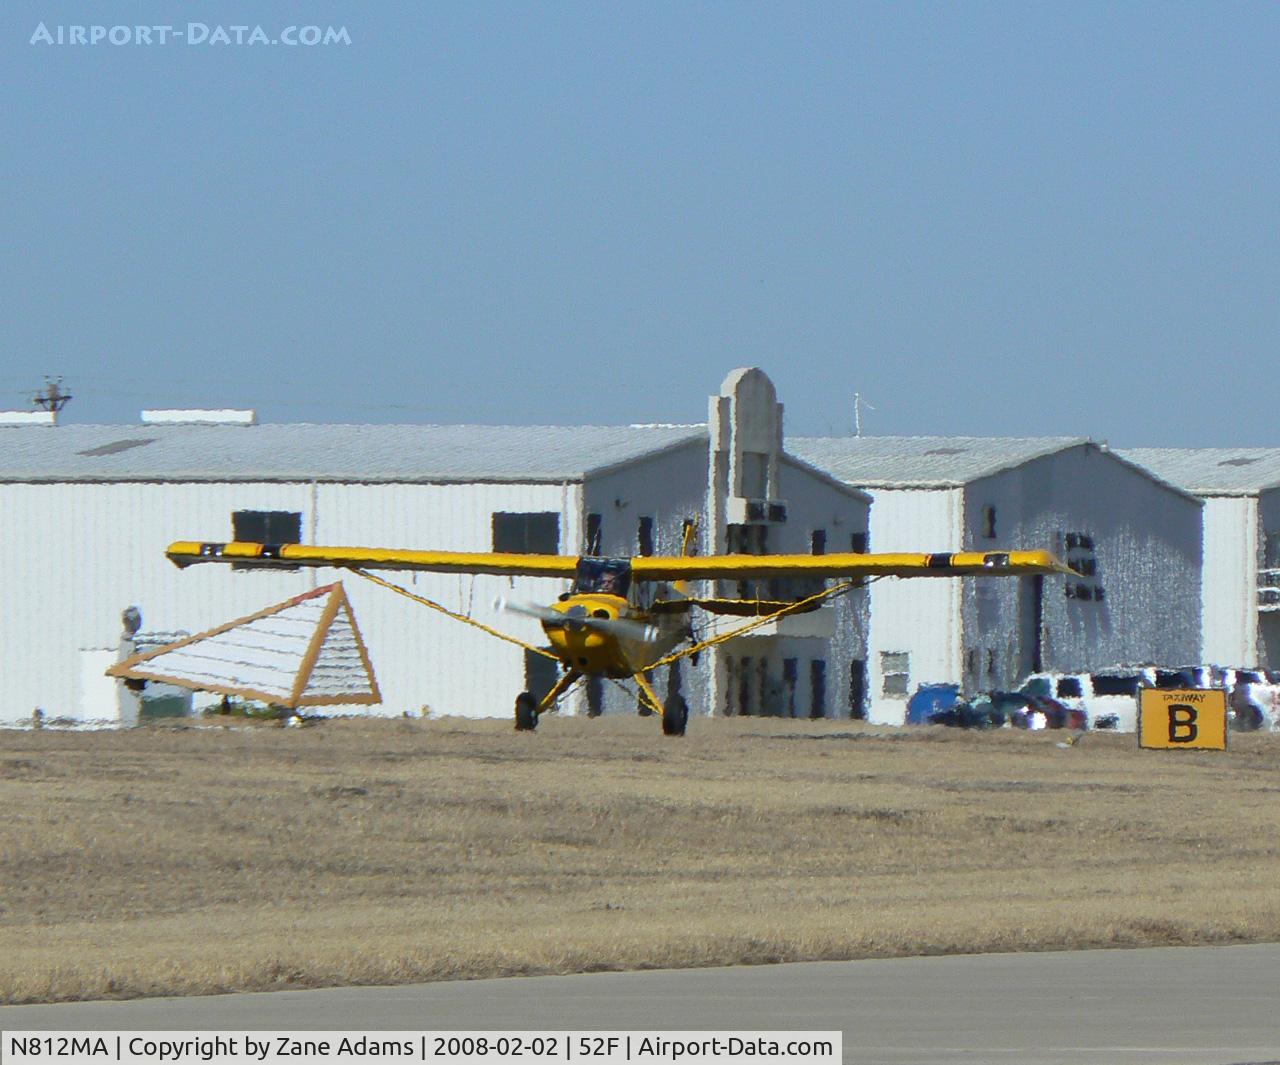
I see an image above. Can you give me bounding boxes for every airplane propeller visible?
[496,598,659,643]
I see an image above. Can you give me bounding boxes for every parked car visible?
[925,689,1084,731]
[1213,667,1280,730]
[1023,673,1087,716]
[927,691,1009,729]
[1021,664,1280,733]
[1020,669,1147,731]
[1002,692,1085,730]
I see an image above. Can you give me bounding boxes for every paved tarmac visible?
[3,945,1279,1065]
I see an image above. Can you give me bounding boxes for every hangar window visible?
[981,505,997,540]
[850,531,869,553]
[810,660,827,719]
[850,660,867,719]
[493,512,560,554]
[881,651,910,698]
[637,516,655,557]
[811,529,827,555]
[727,523,768,554]
[233,509,301,544]
[759,659,775,716]
[1091,673,1141,696]
[783,658,798,717]
[231,510,302,570]
[1062,531,1103,602]
[738,656,753,716]
[586,513,603,555]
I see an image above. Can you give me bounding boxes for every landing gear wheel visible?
[514,691,538,732]
[661,695,689,737]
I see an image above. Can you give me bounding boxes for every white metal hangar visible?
[788,436,1203,724]
[1120,448,1280,670]
[0,369,871,725]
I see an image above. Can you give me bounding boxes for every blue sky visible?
[2,2,1276,444]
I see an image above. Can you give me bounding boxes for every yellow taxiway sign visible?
[1138,688,1227,750]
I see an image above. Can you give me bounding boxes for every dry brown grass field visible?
[2,714,1279,1004]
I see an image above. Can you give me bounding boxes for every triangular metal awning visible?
[107,582,380,708]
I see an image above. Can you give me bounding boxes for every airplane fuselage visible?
[541,593,686,677]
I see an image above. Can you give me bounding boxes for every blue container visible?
[906,683,961,725]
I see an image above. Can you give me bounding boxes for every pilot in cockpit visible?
[574,558,632,598]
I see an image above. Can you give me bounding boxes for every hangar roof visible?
[0,423,707,484]
[1119,449,1280,496]
[788,435,1088,488]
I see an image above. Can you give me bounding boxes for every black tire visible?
[661,695,689,737]
[514,691,539,731]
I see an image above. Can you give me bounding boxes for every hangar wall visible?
[584,439,708,559]
[310,480,581,717]
[1251,488,1280,669]
[775,455,871,678]
[961,445,1202,686]
[861,487,964,725]
[0,479,577,723]
[1200,495,1259,667]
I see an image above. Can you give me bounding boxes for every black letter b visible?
[1168,705,1198,743]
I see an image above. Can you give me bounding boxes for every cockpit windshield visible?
[573,557,632,597]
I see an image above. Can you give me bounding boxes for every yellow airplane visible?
[167,538,1070,735]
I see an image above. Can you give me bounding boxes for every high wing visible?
[166,541,579,578]
[168,541,1070,579]
[630,550,1073,580]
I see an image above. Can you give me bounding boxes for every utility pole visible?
[32,376,72,416]
[853,392,875,437]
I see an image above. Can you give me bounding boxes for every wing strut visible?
[537,669,582,714]
[646,577,865,670]
[634,672,665,715]
[347,567,559,660]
